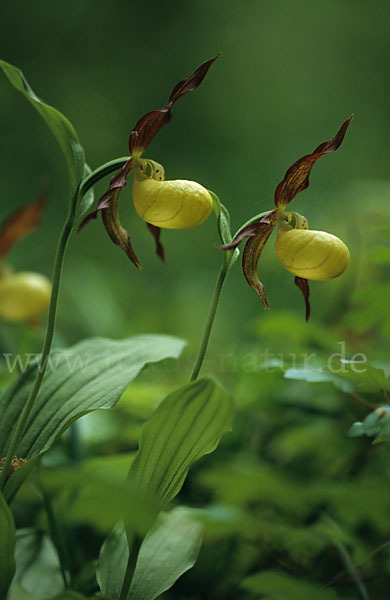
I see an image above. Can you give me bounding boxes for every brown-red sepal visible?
[295,276,311,322]
[274,116,353,208]
[146,223,165,263]
[101,192,141,270]
[129,54,220,156]
[78,160,133,231]
[0,191,47,258]
[78,159,141,268]
[241,210,279,309]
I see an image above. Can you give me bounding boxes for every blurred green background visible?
[1,0,389,365]
[2,3,390,598]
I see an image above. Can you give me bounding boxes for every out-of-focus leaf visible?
[42,467,157,534]
[241,569,341,599]
[282,359,390,395]
[0,334,185,460]
[328,360,390,393]
[97,508,203,600]
[8,528,63,599]
[348,406,390,443]
[0,491,15,600]
[8,585,91,600]
[283,367,353,393]
[0,61,85,195]
[0,194,47,258]
[129,377,233,510]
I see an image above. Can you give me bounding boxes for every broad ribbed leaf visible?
[129,377,233,509]
[0,491,15,600]
[0,335,185,460]
[97,508,203,600]
[0,60,85,195]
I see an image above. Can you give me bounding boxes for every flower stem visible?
[119,535,142,600]
[0,157,130,492]
[0,213,73,490]
[80,157,130,197]
[40,480,73,589]
[190,263,228,381]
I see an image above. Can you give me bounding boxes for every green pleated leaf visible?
[0,491,15,600]
[97,508,203,600]
[0,60,85,195]
[0,335,185,461]
[129,377,233,509]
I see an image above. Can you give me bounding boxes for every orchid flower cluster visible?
[78,56,351,321]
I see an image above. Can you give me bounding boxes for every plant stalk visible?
[0,213,73,490]
[190,263,228,381]
[119,535,142,600]
[0,156,130,491]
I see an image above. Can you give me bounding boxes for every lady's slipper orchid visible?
[222,117,352,320]
[0,193,52,322]
[79,56,219,268]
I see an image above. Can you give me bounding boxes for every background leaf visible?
[0,491,15,600]
[97,508,203,600]
[8,528,63,600]
[0,335,185,459]
[129,377,233,509]
[241,569,341,599]
[0,60,85,195]
[348,406,390,443]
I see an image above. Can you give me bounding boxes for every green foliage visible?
[9,528,63,599]
[97,508,203,600]
[42,465,157,535]
[0,335,185,459]
[128,377,233,510]
[349,406,390,443]
[241,570,341,599]
[0,491,15,600]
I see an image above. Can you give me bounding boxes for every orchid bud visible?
[275,212,350,280]
[0,271,51,322]
[132,159,213,229]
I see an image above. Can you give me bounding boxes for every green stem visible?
[0,213,74,490]
[40,481,73,589]
[0,157,130,491]
[233,209,272,239]
[191,263,228,381]
[119,535,142,600]
[323,515,370,600]
[80,156,130,197]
